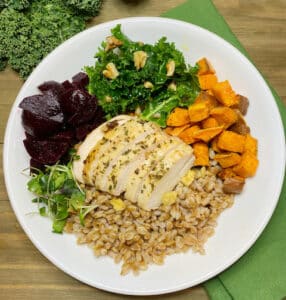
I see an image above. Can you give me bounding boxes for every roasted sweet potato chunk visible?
[232,94,249,115]
[188,102,210,122]
[217,131,246,153]
[198,74,218,90]
[178,125,200,144]
[233,151,259,177]
[223,176,245,194]
[194,91,218,109]
[214,152,241,168]
[202,117,219,129]
[193,142,209,166]
[165,124,189,137]
[212,80,239,107]
[197,58,215,75]
[210,106,238,129]
[167,107,190,126]
[244,134,258,155]
[192,126,224,143]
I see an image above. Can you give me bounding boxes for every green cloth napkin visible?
[162,1,286,299]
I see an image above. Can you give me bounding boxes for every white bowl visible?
[3,17,285,295]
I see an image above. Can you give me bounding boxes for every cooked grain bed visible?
[65,166,234,275]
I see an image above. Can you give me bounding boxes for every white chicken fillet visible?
[73,115,194,210]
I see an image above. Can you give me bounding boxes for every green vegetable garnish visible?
[27,151,95,233]
[86,24,200,127]
[0,0,103,78]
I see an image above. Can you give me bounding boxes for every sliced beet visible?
[24,137,69,165]
[38,81,64,97]
[30,158,45,173]
[72,72,89,88]
[75,108,106,140]
[61,89,97,126]
[50,130,75,144]
[19,94,64,137]
[22,110,63,137]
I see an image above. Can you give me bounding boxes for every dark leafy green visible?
[86,24,200,126]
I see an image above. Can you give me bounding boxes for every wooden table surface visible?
[1,1,285,299]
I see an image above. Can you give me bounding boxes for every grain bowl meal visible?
[20,25,259,275]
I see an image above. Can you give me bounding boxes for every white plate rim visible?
[3,16,286,295]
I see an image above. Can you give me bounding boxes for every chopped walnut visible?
[168,82,177,91]
[133,51,147,70]
[166,60,175,76]
[144,81,153,89]
[105,36,123,51]
[102,63,119,79]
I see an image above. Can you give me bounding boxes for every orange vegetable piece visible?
[211,136,221,152]
[167,107,190,126]
[212,80,239,107]
[244,134,258,155]
[165,124,190,137]
[188,102,210,122]
[217,168,236,180]
[178,125,200,144]
[217,131,246,153]
[198,74,218,90]
[197,58,215,75]
[206,89,214,96]
[214,152,241,168]
[233,151,259,177]
[210,106,238,129]
[192,126,224,143]
[193,142,209,166]
[194,91,218,109]
[202,117,219,129]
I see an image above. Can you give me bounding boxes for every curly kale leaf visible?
[1,0,32,11]
[0,1,86,79]
[86,24,200,125]
[66,0,103,19]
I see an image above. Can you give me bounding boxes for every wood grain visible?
[1,1,285,299]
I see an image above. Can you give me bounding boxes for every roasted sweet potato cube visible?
[229,111,250,135]
[214,152,241,168]
[217,168,236,180]
[192,126,224,143]
[188,102,210,122]
[178,125,200,144]
[217,131,246,153]
[167,107,190,126]
[197,58,215,75]
[212,80,239,107]
[223,176,245,194]
[233,151,259,177]
[165,124,190,137]
[211,136,221,152]
[210,106,238,128]
[198,74,218,90]
[194,91,218,109]
[231,94,249,115]
[244,134,258,155]
[202,117,219,129]
[193,142,209,166]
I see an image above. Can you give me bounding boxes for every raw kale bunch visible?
[86,25,200,127]
[66,0,103,19]
[0,0,103,79]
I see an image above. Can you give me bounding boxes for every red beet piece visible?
[72,72,89,88]
[75,107,106,140]
[50,130,75,144]
[61,89,97,126]
[24,137,69,165]
[19,94,64,137]
[38,81,64,97]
